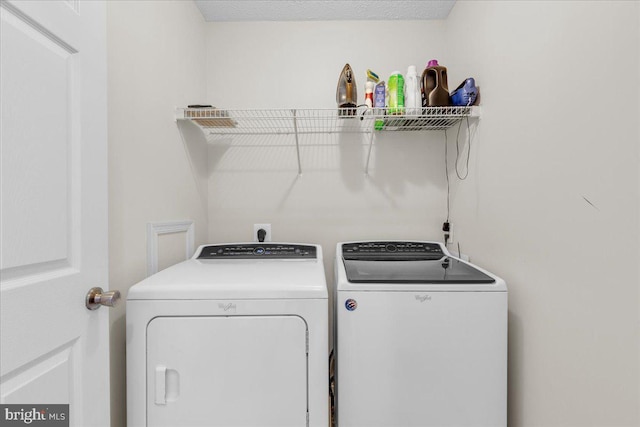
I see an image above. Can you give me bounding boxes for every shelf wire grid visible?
[177,107,473,136]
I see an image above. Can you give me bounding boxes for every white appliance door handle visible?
[155,365,167,405]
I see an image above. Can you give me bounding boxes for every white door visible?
[147,316,309,427]
[0,0,109,426]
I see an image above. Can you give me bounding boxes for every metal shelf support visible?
[292,109,302,175]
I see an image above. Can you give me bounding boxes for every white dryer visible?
[335,241,507,427]
[127,243,328,427]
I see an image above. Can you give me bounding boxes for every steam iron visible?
[450,77,478,106]
[336,63,357,117]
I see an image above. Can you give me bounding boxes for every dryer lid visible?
[128,243,327,300]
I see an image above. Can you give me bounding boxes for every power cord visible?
[443,110,473,245]
[444,129,451,246]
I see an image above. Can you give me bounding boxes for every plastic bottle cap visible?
[427,59,439,67]
[407,65,417,75]
[391,71,401,76]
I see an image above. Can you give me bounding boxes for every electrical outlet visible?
[253,224,272,242]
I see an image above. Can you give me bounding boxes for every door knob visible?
[86,287,121,310]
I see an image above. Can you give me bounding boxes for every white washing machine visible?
[335,241,507,427]
[127,243,328,427]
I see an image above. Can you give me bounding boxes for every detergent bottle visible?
[388,72,405,115]
[421,59,450,107]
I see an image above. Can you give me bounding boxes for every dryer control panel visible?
[198,244,317,259]
[342,241,444,261]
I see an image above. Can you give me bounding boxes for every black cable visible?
[443,129,451,246]
[445,106,474,247]
[358,104,372,121]
[444,129,450,222]
[329,349,335,427]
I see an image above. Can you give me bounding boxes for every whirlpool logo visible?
[415,294,432,303]
[1,405,68,426]
[218,303,237,313]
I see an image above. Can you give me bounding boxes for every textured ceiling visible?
[194,1,457,22]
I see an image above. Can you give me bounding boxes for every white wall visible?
[107,2,207,426]
[104,2,639,425]
[204,20,454,286]
[446,1,640,426]
[203,4,640,426]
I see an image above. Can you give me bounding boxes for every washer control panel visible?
[342,241,444,261]
[198,244,316,259]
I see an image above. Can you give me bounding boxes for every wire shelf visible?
[176,106,478,135]
[176,106,480,175]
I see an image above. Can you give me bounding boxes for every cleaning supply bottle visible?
[388,72,405,115]
[421,59,450,107]
[405,65,421,114]
[365,81,375,108]
[374,81,385,108]
[374,81,385,130]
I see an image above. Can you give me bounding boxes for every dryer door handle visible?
[155,365,167,405]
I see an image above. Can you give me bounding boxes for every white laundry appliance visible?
[127,243,328,427]
[335,241,507,427]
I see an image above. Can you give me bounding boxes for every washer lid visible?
[128,243,327,300]
[343,257,495,284]
[336,241,506,291]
